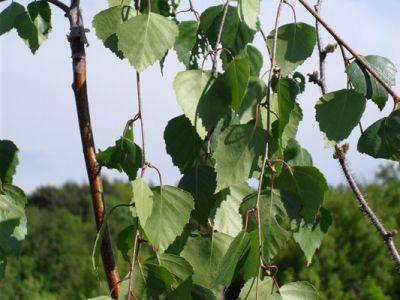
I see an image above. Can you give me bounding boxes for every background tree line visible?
[1,165,399,300]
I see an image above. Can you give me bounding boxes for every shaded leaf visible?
[178,165,217,226]
[214,231,251,287]
[275,166,328,223]
[181,232,233,289]
[357,109,400,161]
[173,70,230,139]
[222,55,251,110]
[315,89,366,144]
[273,281,318,300]
[267,23,316,76]
[117,224,137,262]
[0,2,25,36]
[97,125,142,181]
[200,5,255,55]
[0,140,19,185]
[164,115,203,172]
[213,124,265,192]
[346,55,397,110]
[283,139,313,167]
[293,207,332,265]
[240,189,291,262]
[174,21,198,68]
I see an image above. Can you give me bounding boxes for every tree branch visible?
[298,0,400,104]
[67,1,120,297]
[47,0,69,13]
[334,146,400,270]
[314,0,400,271]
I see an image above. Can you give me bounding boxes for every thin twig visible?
[314,0,400,271]
[334,146,400,270]
[47,0,69,12]
[136,72,147,167]
[127,229,140,300]
[314,1,326,94]
[255,2,285,299]
[297,0,400,104]
[212,0,231,75]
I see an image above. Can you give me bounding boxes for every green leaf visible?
[240,189,291,262]
[236,77,266,124]
[346,55,397,110]
[164,115,203,172]
[131,178,153,226]
[174,21,198,68]
[273,281,319,300]
[239,277,275,299]
[222,55,251,110]
[14,1,52,54]
[0,2,25,36]
[293,207,332,266]
[214,231,251,287]
[116,224,137,262]
[245,45,263,77]
[315,89,366,144]
[108,0,132,6]
[132,262,176,299]
[27,1,51,39]
[97,125,142,181]
[181,232,233,289]
[200,5,255,55]
[357,109,400,161]
[238,0,260,30]
[283,139,313,167]
[173,70,230,139]
[144,186,194,251]
[92,6,134,59]
[270,77,300,139]
[267,23,316,76]
[0,140,19,185]
[213,124,266,192]
[280,103,303,149]
[213,183,253,237]
[147,253,194,282]
[178,165,217,226]
[117,13,179,71]
[0,185,27,257]
[275,166,328,223]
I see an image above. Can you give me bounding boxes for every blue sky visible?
[1,0,400,192]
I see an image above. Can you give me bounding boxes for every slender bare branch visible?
[47,0,69,13]
[255,1,285,299]
[297,0,400,104]
[314,0,400,271]
[334,146,400,270]
[212,0,231,75]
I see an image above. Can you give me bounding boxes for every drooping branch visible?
[46,0,69,13]
[298,0,400,104]
[67,0,120,297]
[314,0,400,271]
[334,146,400,270]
